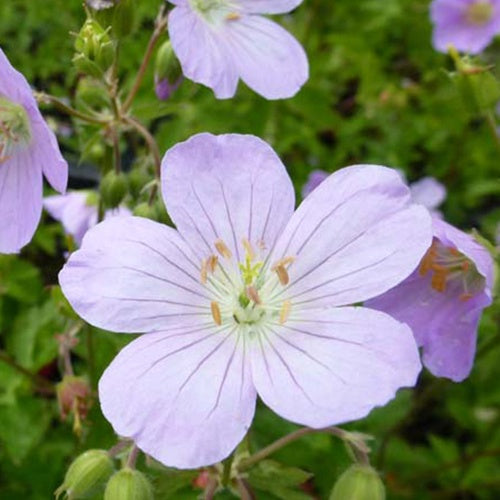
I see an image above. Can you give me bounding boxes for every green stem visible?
[126,444,140,469]
[35,92,109,125]
[237,426,369,472]
[222,453,234,487]
[122,7,168,113]
[0,350,55,394]
[485,110,500,153]
[124,116,161,179]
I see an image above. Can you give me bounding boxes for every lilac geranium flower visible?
[60,133,432,469]
[430,0,500,54]
[0,48,68,253]
[301,169,329,198]
[367,217,494,382]
[167,0,309,99]
[44,191,131,247]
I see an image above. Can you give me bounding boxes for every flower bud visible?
[74,19,115,77]
[55,449,114,499]
[127,168,150,199]
[329,465,385,500]
[104,468,154,500]
[154,41,182,100]
[133,202,157,219]
[56,375,92,423]
[112,0,137,38]
[101,171,128,208]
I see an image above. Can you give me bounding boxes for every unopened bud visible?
[133,202,157,219]
[154,41,182,100]
[55,449,114,499]
[56,375,92,428]
[329,465,385,500]
[113,0,137,38]
[101,171,127,208]
[104,468,154,500]
[127,169,150,199]
[74,19,114,77]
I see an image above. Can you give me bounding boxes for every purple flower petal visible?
[409,176,447,211]
[270,165,433,308]
[302,169,329,198]
[44,192,97,246]
[99,325,256,468]
[162,133,295,260]
[367,217,494,381]
[0,150,42,253]
[431,0,500,54]
[238,0,303,14]
[250,307,421,428]
[224,15,308,99]
[168,2,308,99]
[59,216,210,333]
[0,48,67,253]
[168,7,239,99]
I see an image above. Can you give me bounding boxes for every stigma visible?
[201,238,295,328]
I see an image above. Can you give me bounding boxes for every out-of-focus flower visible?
[301,169,329,198]
[367,217,494,382]
[409,177,447,212]
[167,0,309,99]
[60,133,432,469]
[86,0,118,10]
[430,0,500,54]
[44,191,131,247]
[0,48,68,253]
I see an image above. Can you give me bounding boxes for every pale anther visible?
[246,285,261,304]
[215,239,232,260]
[207,255,218,273]
[274,265,290,286]
[242,238,255,260]
[200,258,208,284]
[211,301,222,326]
[279,300,291,325]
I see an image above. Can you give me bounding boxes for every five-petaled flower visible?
[167,0,309,99]
[430,0,500,54]
[0,48,68,253]
[60,133,432,469]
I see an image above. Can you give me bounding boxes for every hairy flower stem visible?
[126,444,140,468]
[34,92,109,125]
[124,116,162,179]
[237,426,370,472]
[108,440,132,458]
[122,5,168,113]
[221,453,234,487]
[203,477,219,500]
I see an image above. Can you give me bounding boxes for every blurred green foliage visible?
[0,0,499,498]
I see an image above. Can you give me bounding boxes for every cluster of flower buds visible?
[73,18,115,77]
[56,449,154,499]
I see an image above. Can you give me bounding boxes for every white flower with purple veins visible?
[60,133,432,469]
[167,0,309,99]
[44,191,132,246]
[0,48,68,253]
[431,0,500,54]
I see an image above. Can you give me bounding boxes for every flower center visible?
[188,0,241,25]
[419,240,484,301]
[0,96,31,164]
[466,1,493,25]
[200,238,294,330]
